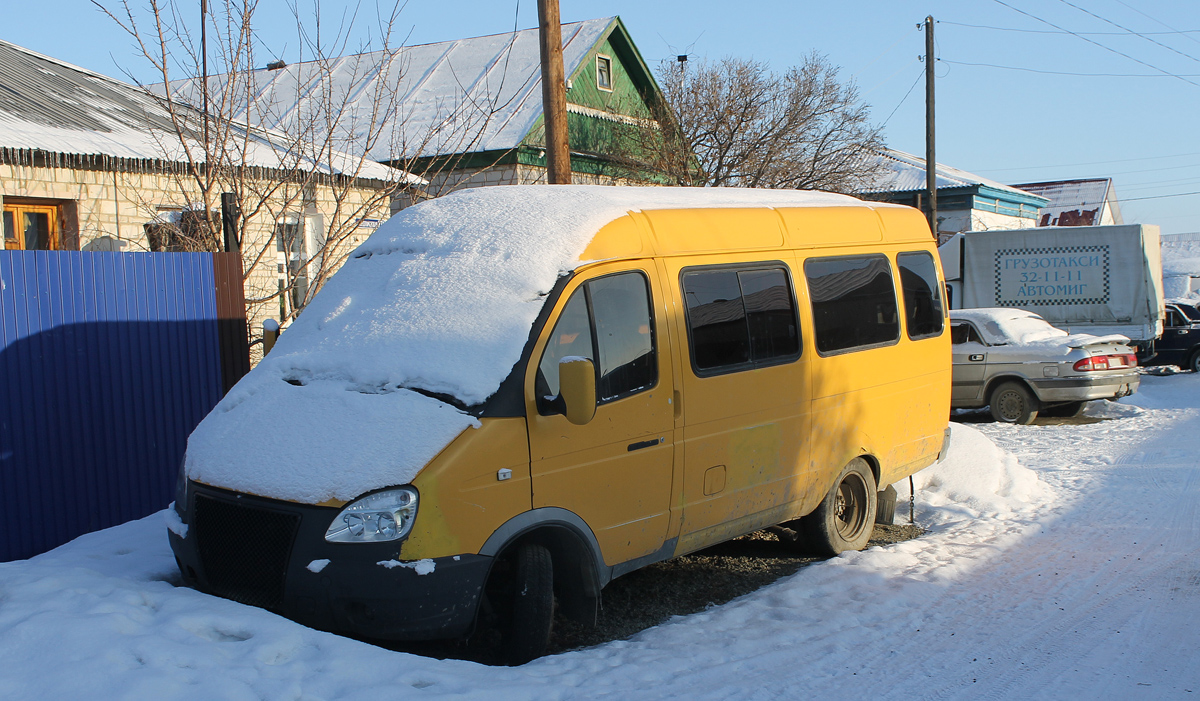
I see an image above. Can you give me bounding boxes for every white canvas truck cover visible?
[955,224,1164,340]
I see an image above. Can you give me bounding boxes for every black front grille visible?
[193,494,300,610]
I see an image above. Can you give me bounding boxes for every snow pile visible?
[900,423,1050,519]
[187,185,866,503]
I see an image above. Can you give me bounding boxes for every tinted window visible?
[741,269,801,361]
[805,255,900,354]
[591,273,656,401]
[537,289,594,402]
[536,272,656,414]
[682,265,800,374]
[684,269,750,370]
[897,251,944,339]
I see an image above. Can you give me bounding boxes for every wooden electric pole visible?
[924,15,937,238]
[537,0,571,184]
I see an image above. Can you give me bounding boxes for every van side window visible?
[805,254,900,355]
[897,251,944,339]
[591,273,656,401]
[536,271,656,414]
[682,265,801,375]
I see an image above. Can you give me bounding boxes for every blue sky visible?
[7,1,1200,233]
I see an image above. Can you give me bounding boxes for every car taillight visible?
[1074,353,1138,371]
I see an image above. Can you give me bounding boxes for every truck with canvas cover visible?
[939,224,1165,343]
[168,185,952,664]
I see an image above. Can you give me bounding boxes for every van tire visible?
[802,458,877,556]
[989,381,1039,424]
[501,543,554,666]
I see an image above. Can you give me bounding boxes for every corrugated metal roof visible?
[863,148,1038,198]
[0,39,406,181]
[165,18,616,161]
[1013,178,1123,226]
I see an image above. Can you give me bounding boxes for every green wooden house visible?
[196,17,669,196]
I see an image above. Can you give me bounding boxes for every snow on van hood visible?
[186,185,865,503]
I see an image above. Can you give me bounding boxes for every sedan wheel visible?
[989,381,1039,424]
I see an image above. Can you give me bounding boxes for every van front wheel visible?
[500,543,554,666]
[803,458,877,556]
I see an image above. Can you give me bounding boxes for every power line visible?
[880,67,924,127]
[983,151,1200,173]
[941,58,1200,78]
[939,19,1200,36]
[1121,190,1200,202]
[1055,0,1200,66]
[990,0,1200,89]
[1111,0,1200,49]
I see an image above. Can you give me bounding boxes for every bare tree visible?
[92,0,508,337]
[620,53,886,192]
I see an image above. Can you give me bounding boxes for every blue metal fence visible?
[0,251,248,561]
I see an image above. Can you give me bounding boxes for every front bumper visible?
[170,482,491,641]
[1028,370,1140,403]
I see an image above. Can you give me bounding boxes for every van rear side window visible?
[805,255,900,355]
[897,251,944,339]
[682,265,801,375]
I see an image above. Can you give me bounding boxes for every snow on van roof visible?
[262,185,867,404]
[186,185,871,502]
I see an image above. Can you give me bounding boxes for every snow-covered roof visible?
[864,149,1048,203]
[165,18,618,162]
[1162,233,1200,277]
[1014,178,1123,227]
[186,185,877,502]
[0,39,407,182]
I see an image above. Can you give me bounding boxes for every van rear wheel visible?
[498,543,554,666]
[802,458,877,556]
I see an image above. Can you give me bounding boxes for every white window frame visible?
[596,54,613,92]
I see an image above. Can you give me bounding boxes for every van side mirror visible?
[558,357,596,425]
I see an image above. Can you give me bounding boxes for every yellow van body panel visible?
[399,418,531,560]
[402,202,947,571]
[776,206,883,247]
[524,259,677,566]
[655,249,814,556]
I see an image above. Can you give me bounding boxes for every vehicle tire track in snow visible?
[917,408,1200,700]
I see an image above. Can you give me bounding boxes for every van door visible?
[663,257,811,554]
[525,263,675,566]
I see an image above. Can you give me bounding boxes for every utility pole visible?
[537,0,571,184]
[924,15,937,238]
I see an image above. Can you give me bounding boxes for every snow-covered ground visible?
[2,373,1199,699]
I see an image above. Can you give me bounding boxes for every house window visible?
[596,54,613,91]
[3,203,59,250]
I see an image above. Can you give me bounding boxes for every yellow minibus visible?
[169,185,951,664]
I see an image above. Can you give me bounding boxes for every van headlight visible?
[324,488,418,543]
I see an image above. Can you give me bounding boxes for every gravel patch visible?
[396,522,924,664]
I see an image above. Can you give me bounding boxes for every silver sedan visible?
[950,308,1140,424]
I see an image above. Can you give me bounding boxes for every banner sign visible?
[993,245,1110,307]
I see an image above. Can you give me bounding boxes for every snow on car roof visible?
[186,184,875,503]
[951,308,1067,345]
